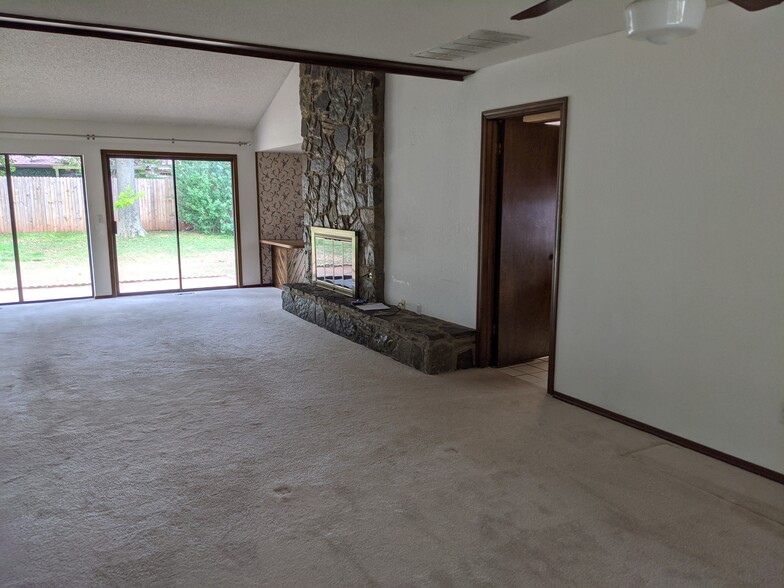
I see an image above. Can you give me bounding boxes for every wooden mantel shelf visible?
[260,239,304,249]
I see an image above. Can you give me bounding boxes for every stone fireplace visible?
[282,65,475,374]
[299,64,384,302]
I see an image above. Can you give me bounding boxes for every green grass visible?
[1,231,92,289]
[115,231,235,258]
[0,230,236,289]
[116,231,236,281]
[0,230,234,262]
[0,231,90,264]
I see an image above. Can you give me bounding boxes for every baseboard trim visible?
[94,295,113,299]
[550,390,783,485]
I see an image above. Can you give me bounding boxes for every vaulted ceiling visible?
[0,0,732,128]
[0,28,294,128]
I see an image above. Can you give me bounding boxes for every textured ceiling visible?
[0,0,732,127]
[0,28,294,128]
[0,0,729,71]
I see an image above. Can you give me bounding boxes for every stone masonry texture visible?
[282,284,475,375]
[299,64,385,302]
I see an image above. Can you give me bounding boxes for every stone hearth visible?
[282,284,475,375]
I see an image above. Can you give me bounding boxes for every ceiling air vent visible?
[412,30,529,61]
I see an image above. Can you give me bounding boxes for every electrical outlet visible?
[398,299,406,310]
[415,304,422,314]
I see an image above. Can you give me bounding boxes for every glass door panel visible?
[9,155,92,302]
[0,158,20,304]
[109,157,180,293]
[174,159,237,290]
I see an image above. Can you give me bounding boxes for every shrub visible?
[175,160,234,235]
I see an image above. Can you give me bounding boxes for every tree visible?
[0,159,15,176]
[115,158,147,238]
[175,160,234,235]
[52,156,83,178]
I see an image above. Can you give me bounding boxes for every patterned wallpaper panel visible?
[257,152,304,285]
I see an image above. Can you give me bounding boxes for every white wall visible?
[254,64,303,152]
[0,117,260,294]
[385,4,784,472]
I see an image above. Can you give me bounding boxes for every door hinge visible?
[492,323,498,336]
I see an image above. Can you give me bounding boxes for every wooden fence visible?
[119,178,178,232]
[0,177,177,233]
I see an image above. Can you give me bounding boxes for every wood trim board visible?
[0,12,473,81]
[551,390,784,485]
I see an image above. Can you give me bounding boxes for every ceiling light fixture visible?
[625,0,707,45]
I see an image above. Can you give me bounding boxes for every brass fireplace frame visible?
[310,226,357,297]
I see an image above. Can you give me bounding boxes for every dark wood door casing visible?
[476,98,568,393]
[496,120,560,366]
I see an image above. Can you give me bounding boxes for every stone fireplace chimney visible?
[299,64,385,302]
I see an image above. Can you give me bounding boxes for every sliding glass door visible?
[174,159,237,290]
[0,157,18,303]
[109,157,180,293]
[0,154,93,304]
[104,153,239,295]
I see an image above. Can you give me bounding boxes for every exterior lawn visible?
[116,231,236,282]
[0,231,236,289]
[1,230,90,265]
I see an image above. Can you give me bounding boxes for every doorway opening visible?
[476,98,568,394]
[1,154,93,304]
[101,151,241,296]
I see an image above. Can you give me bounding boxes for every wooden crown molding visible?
[0,12,473,82]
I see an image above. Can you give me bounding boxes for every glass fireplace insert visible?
[311,226,357,297]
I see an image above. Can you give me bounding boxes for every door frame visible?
[475,97,568,394]
[100,150,242,297]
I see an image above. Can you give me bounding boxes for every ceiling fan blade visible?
[726,0,782,10]
[511,0,574,20]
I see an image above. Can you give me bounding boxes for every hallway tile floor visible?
[497,356,549,389]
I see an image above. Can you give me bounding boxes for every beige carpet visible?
[1,288,782,586]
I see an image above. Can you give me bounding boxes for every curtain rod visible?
[0,130,251,147]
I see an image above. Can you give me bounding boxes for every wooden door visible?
[495,119,560,366]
